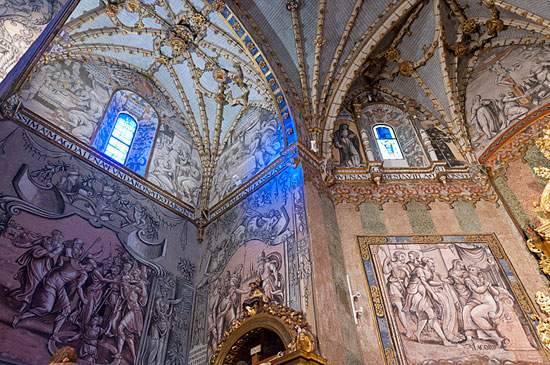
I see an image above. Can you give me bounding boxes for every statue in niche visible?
[332,123,362,167]
[425,126,464,167]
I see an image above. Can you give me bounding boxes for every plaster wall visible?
[303,181,548,364]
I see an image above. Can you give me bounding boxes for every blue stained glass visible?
[374,125,403,160]
[375,126,393,140]
[104,113,137,164]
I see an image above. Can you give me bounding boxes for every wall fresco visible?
[0,120,200,365]
[209,106,284,207]
[361,235,544,364]
[18,58,202,207]
[466,44,550,155]
[190,165,312,363]
[0,0,62,82]
[148,124,202,206]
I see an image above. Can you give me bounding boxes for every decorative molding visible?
[480,105,550,175]
[330,171,497,209]
[7,106,197,221]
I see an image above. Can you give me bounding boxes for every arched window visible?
[373,125,403,160]
[104,113,137,164]
[92,90,159,176]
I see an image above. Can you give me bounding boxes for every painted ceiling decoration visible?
[3,0,549,218]
[0,0,64,82]
[225,0,550,161]
[18,0,296,211]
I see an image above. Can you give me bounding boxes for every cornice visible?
[1,99,198,222]
[480,104,550,175]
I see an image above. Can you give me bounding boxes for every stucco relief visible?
[466,45,550,155]
[190,166,312,362]
[359,103,429,167]
[361,236,545,364]
[18,59,203,207]
[0,0,61,82]
[209,106,284,207]
[0,121,200,365]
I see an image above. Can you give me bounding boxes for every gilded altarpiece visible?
[359,235,546,364]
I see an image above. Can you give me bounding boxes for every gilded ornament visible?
[104,4,118,18]
[210,278,323,365]
[398,61,414,77]
[411,235,442,244]
[485,18,504,36]
[461,19,478,34]
[358,236,371,260]
[211,0,225,12]
[384,347,398,365]
[384,47,400,62]
[125,0,140,13]
[510,282,532,316]
[214,68,227,82]
[370,285,385,317]
[452,42,469,57]
[191,12,206,27]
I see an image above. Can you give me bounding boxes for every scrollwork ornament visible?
[370,285,385,317]
[384,347,398,365]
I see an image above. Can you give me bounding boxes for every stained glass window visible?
[104,113,137,164]
[373,125,403,160]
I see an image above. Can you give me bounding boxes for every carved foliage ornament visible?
[209,279,323,365]
[527,124,550,350]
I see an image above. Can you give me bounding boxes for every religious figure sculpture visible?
[332,123,362,167]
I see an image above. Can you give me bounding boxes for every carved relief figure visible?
[333,123,362,167]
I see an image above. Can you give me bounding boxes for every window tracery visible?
[92,90,159,176]
[373,125,404,160]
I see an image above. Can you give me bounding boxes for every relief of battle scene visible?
[466,44,550,154]
[209,106,285,207]
[0,121,200,364]
[366,238,544,364]
[190,166,312,359]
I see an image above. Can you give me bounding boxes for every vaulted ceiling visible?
[59,0,276,152]
[226,0,550,160]
[4,0,550,213]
